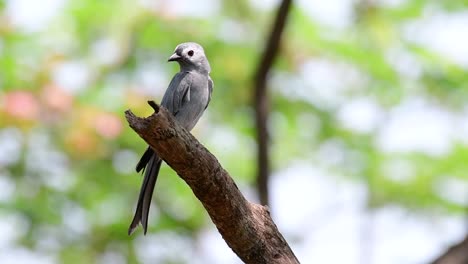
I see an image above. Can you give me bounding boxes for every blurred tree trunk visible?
[430,234,468,264]
[254,0,292,206]
[125,102,299,264]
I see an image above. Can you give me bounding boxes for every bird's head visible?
[168,42,211,74]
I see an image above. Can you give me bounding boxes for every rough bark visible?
[431,234,468,264]
[125,101,299,264]
[254,0,292,206]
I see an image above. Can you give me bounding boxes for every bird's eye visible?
[188,50,194,56]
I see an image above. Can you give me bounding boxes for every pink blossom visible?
[3,91,40,120]
[93,112,123,139]
[41,85,73,113]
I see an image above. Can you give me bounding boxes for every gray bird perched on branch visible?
[128,42,213,235]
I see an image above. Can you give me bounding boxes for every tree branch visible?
[254,0,293,206]
[430,234,468,264]
[125,101,299,264]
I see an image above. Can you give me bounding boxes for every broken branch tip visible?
[147,101,160,112]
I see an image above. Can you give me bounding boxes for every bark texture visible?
[125,101,299,264]
[254,0,292,206]
[431,234,468,264]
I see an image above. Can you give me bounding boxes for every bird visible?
[128,42,213,235]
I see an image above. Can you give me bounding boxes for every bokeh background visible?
[1,0,467,263]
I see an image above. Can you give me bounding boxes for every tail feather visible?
[128,154,162,235]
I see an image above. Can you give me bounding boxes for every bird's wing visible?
[161,72,192,115]
[205,76,214,110]
[135,147,153,173]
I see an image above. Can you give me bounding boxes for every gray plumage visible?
[129,42,213,235]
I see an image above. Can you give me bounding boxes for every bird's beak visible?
[168,53,181,62]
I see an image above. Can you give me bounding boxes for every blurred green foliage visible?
[0,0,467,263]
